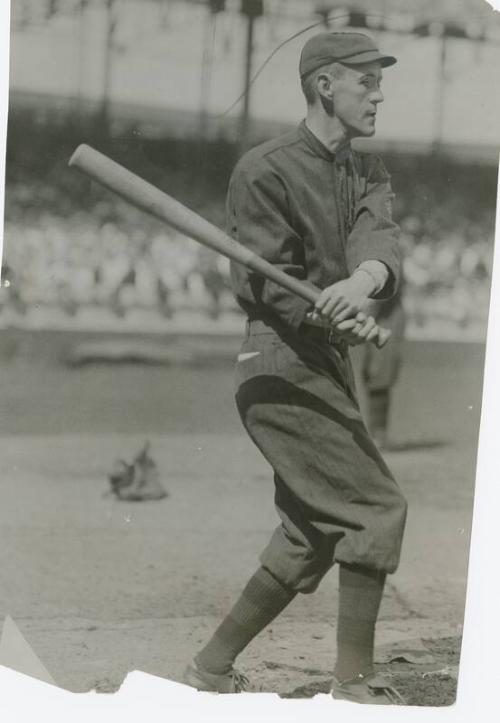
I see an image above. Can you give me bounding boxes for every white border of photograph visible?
[1,2,499,721]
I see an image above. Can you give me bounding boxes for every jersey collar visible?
[299,120,351,164]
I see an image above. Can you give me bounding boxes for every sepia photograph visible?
[0,0,499,710]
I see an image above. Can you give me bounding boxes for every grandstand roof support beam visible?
[99,0,117,138]
[238,11,255,154]
[76,0,89,123]
[238,0,263,155]
[434,33,448,153]
[199,3,218,143]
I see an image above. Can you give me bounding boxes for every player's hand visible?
[304,309,381,347]
[314,272,375,324]
[331,312,380,346]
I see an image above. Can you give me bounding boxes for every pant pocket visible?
[234,334,294,390]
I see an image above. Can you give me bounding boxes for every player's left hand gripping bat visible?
[69,145,391,348]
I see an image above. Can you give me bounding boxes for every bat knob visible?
[375,327,392,349]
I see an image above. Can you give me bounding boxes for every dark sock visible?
[334,563,386,682]
[195,566,296,675]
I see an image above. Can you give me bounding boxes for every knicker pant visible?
[235,324,408,594]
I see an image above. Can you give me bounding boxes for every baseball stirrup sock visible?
[195,566,296,675]
[334,563,386,682]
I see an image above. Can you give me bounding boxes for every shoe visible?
[331,673,406,705]
[183,660,250,693]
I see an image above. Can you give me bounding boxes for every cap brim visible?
[341,50,397,68]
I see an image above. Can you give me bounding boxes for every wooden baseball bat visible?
[69,144,390,348]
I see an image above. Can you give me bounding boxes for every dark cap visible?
[299,31,397,79]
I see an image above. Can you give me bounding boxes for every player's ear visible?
[316,71,334,116]
[316,71,334,101]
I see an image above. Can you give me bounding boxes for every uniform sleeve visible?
[345,155,401,299]
[227,159,315,330]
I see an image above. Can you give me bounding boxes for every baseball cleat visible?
[330,672,406,705]
[183,660,250,693]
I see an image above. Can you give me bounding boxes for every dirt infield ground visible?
[0,332,484,705]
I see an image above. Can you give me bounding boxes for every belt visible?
[299,324,349,354]
[246,317,347,353]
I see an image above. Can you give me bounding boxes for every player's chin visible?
[359,119,377,136]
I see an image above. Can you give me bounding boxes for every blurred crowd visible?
[1,180,234,321]
[1,173,494,336]
[398,204,493,333]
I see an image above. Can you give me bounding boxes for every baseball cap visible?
[299,32,397,79]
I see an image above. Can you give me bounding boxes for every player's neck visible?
[305,110,351,156]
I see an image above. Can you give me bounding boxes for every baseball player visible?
[184,32,408,705]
